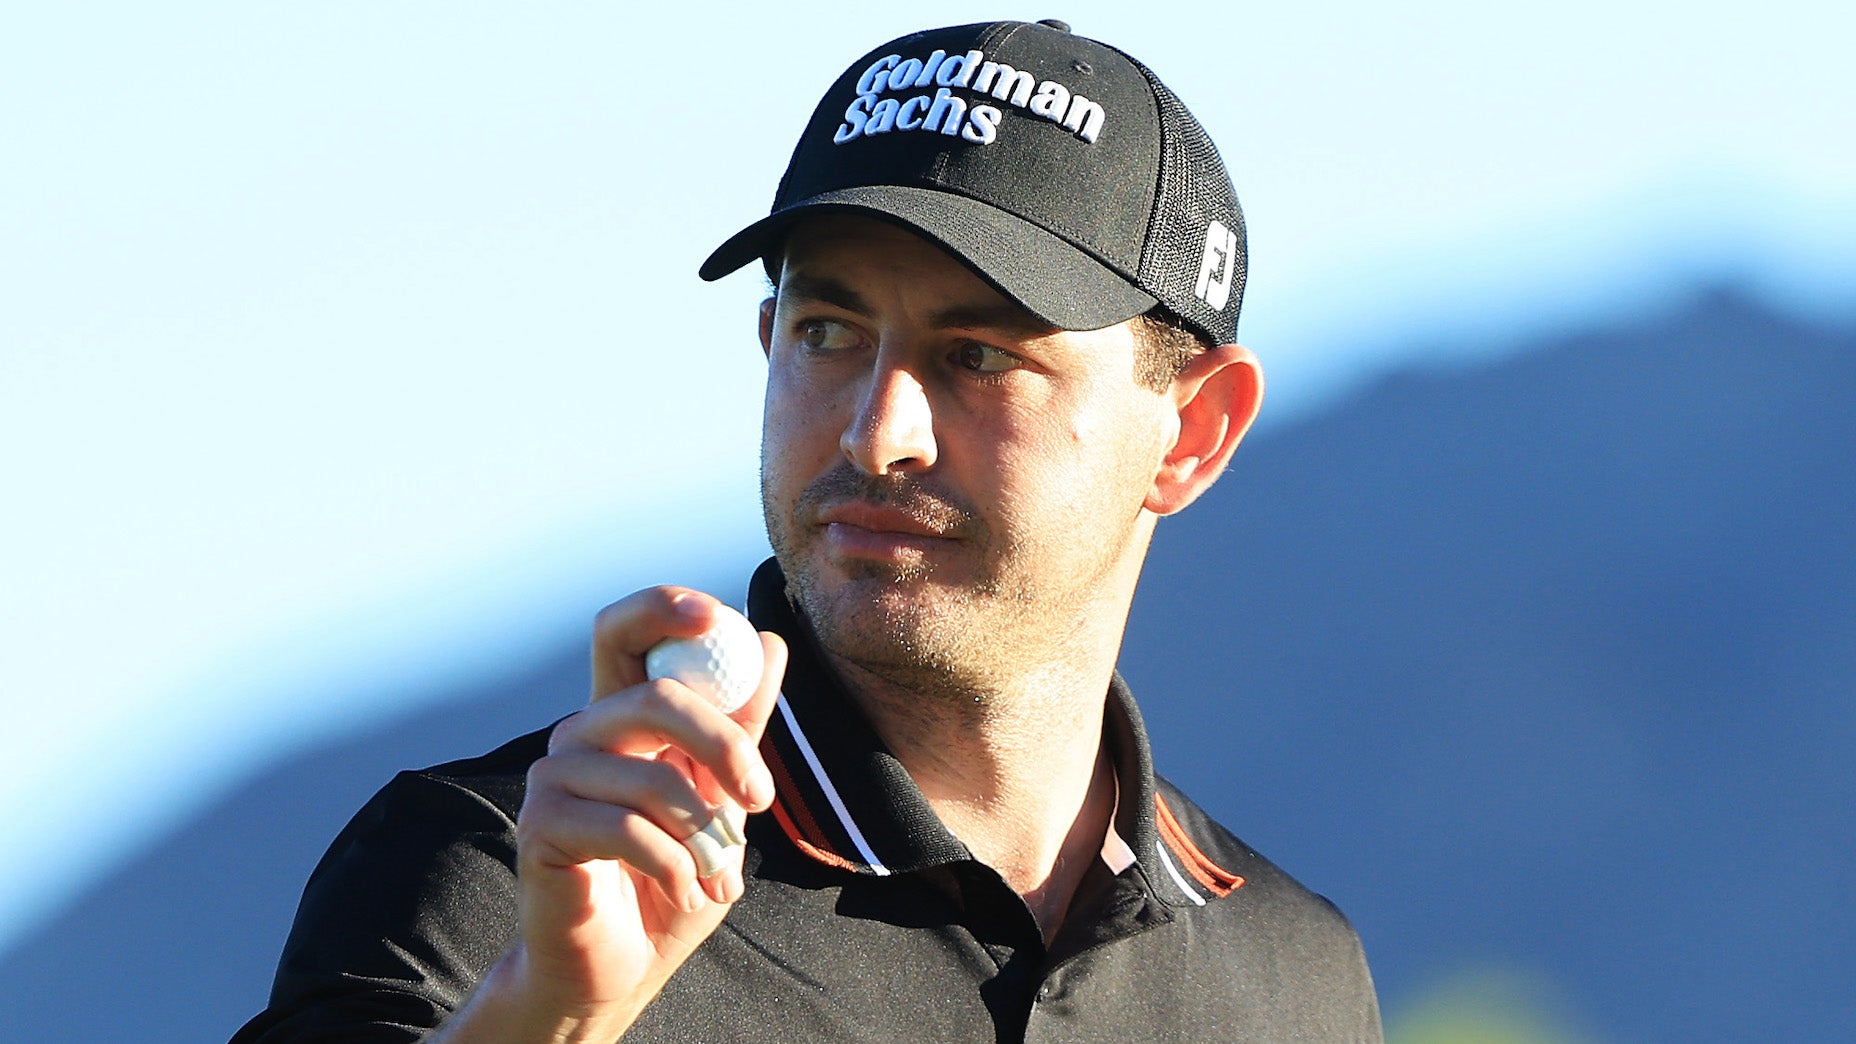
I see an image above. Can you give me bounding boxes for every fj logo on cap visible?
[1193,220,1240,311]
[834,48,1109,147]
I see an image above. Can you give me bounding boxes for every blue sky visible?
[2,0,1851,950]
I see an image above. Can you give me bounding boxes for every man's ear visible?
[759,296,777,358]
[1145,344,1264,516]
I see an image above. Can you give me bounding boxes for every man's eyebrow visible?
[780,272,869,315]
[781,269,1058,339]
[930,301,1059,339]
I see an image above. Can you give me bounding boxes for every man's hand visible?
[433,587,787,1042]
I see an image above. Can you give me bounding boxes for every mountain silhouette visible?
[1124,285,1856,1040]
[2,286,1848,1041]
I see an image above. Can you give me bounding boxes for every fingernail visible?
[684,880,708,912]
[747,765,776,809]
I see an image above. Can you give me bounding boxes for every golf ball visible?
[644,604,764,713]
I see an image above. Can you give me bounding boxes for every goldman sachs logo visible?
[833,48,1109,147]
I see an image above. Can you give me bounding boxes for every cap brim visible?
[698,186,1157,332]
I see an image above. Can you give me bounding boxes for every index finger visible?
[664,629,788,813]
[553,631,788,817]
[589,586,728,701]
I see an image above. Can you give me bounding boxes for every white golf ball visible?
[644,604,764,713]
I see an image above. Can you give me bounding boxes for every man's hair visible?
[1132,309,1209,391]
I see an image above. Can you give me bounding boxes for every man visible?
[235,19,1380,1042]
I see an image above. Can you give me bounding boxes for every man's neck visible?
[828,653,1119,944]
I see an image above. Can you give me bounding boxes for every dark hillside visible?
[1125,286,1856,1041]
[3,287,1849,1041]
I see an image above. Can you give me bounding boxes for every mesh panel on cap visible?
[1126,59,1246,345]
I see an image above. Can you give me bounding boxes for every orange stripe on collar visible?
[768,794,859,872]
[763,744,860,871]
[1155,792,1244,897]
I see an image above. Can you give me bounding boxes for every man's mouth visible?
[817,501,952,539]
[818,502,957,564]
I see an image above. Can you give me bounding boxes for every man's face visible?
[759,214,1179,690]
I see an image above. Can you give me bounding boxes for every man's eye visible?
[797,319,860,352]
[954,342,1021,373]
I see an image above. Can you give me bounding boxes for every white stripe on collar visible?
[774,691,892,876]
[1154,842,1207,906]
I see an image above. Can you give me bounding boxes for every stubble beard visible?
[762,462,1045,702]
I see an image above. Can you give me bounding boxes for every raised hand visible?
[432,587,786,1043]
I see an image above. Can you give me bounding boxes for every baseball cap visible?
[699,19,1248,346]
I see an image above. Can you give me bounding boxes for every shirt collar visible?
[746,558,1225,906]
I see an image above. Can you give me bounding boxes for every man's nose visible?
[841,362,937,475]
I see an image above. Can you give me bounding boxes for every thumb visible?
[733,631,788,750]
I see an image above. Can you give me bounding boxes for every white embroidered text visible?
[834,48,1108,146]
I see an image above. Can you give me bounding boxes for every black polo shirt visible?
[235,561,1381,1042]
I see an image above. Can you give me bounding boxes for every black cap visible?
[700,20,1247,345]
